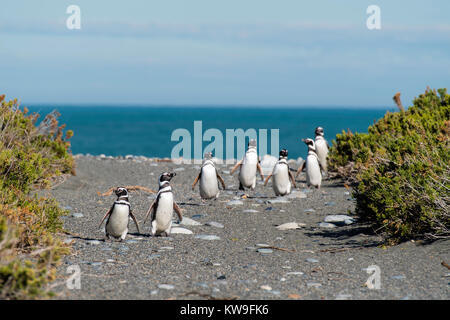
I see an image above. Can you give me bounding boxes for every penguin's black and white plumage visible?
[98,187,140,241]
[264,149,297,196]
[230,139,264,191]
[296,139,322,189]
[192,152,226,199]
[143,172,182,237]
[314,127,329,176]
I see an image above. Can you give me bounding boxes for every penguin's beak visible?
[169,172,176,179]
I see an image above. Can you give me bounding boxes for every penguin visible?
[314,126,330,176]
[143,172,183,237]
[264,149,297,196]
[192,152,226,200]
[230,139,264,191]
[296,139,322,189]
[98,187,140,241]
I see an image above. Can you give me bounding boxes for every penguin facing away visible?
[314,126,329,176]
[192,152,226,199]
[296,138,322,189]
[264,149,297,196]
[230,139,264,190]
[144,172,183,237]
[98,187,141,241]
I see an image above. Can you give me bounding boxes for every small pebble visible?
[306,258,319,263]
[170,227,193,234]
[87,240,102,245]
[158,284,174,290]
[307,282,322,288]
[227,200,244,206]
[195,234,221,241]
[71,212,84,218]
[318,222,337,228]
[258,248,273,254]
[205,221,224,228]
[285,272,304,276]
[243,209,259,213]
[260,285,272,291]
[178,217,202,226]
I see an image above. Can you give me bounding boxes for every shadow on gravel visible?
[304,223,382,248]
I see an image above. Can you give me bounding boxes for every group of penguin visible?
[99,126,329,241]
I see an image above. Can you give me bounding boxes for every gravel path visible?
[45,155,449,300]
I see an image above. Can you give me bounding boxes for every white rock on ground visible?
[324,215,356,225]
[176,217,202,226]
[268,198,290,204]
[170,227,193,235]
[195,234,220,240]
[276,222,306,230]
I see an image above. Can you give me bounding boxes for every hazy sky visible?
[1,0,449,107]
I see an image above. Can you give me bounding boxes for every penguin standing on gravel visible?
[264,149,297,196]
[230,139,264,191]
[314,127,329,176]
[98,187,140,241]
[296,139,322,189]
[143,172,183,237]
[192,152,226,200]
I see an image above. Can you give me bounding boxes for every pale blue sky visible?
[1,0,449,107]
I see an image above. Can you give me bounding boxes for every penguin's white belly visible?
[155,193,174,232]
[239,153,257,187]
[306,155,322,187]
[315,139,328,171]
[200,165,219,199]
[272,164,291,196]
[106,204,129,237]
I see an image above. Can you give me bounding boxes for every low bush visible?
[0,95,73,299]
[328,88,449,243]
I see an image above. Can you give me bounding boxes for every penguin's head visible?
[302,138,316,151]
[248,139,257,149]
[204,152,213,160]
[279,149,288,159]
[159,172,176,187]
[315,127,324,136]
[115,187,129,198]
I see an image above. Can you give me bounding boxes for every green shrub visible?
[328,88,449,243]
[0,95,74,299]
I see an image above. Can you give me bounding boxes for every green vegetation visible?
[0,95,74,299]
[329,88,449,243]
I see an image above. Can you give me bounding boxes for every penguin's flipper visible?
[230,160,243,174]
[264,173,272,186]
[173,202,183,222]
[191,172,201,190]
[143,200,156,224]
[129,210,141,234]
[257,163,265,181]
[216,172,226,190]
[98,206,113,228]
[288,170,297,188]
[295,161,306,178]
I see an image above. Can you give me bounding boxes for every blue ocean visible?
[26,106,391,160]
